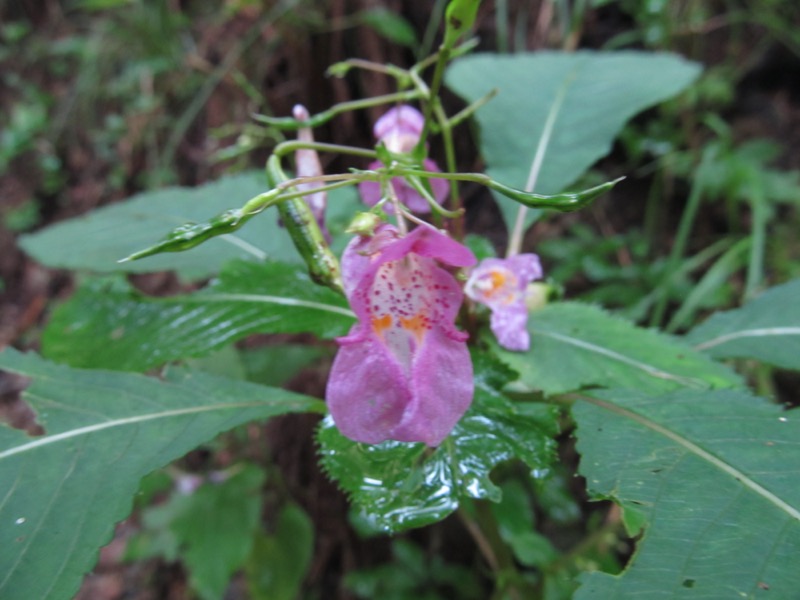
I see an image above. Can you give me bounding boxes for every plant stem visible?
[650,171,705,328]
[744,178,767,301]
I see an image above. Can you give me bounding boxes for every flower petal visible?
[329,225,476,445]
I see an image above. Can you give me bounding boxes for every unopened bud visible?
[346,212,384,236]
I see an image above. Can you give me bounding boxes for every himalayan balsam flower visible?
[326,224,476,446]
[358,105,449,214]
[464,254,543,351]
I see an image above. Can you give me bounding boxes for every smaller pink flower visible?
[359,105,450,214]
[464,255,543,351]
[373,105,425,154]
[326,224,477,446]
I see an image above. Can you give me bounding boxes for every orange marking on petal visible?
[399,312,429,344]
[371,313,393,338]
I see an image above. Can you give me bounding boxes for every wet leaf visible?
[42,260,354,372]
[317,353,559,532]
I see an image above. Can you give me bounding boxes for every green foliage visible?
[245,503,315,600]
[686,278,800,370]
[573,388,800,598]
[19,172,282,278]
[317,354,559,532]
[345,539,482,600]
[41,260,354,371]
[445,51,701,232]
[0,348,323,600]
[493,302,741,396]
[358,8,419,48]
[128,464,267,600]
[18,172,360,280]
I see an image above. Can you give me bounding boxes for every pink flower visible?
[358,105,450,214]
[464,255,543,351]
[358,159,449,214]
[373,104,425,154]
[326,224,477,446]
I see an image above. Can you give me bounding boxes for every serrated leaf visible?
[42,260,354,371]
[18,173,360,280]
[685,278,800,370]
[0,348,324,600]
[573,388,800,598]
[445,51,701,232]
[317,354,559,532]
[494,302,741,395]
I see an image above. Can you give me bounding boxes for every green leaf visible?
[42,260,354,371]
[245,503,314,600]
[171,465,266,600]
[317,353,559,532]
[0,348,324,600]
[359,8,418,48]
[19,172,360,280]
[573,388,800,598]
[445,51,701,231]
[131,464,266,600]
[18,172,278,278]
[494,302,741,395]
[685,278,800,370]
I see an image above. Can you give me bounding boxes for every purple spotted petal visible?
[327,225,476,446]
[489,303,530,351]
[464,254,543,352]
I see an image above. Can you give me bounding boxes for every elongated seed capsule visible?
[266,154,344,294]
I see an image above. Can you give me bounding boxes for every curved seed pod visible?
[266,155,343,294]
[487,177,625,212]
[292,105,329,242]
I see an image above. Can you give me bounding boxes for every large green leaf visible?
[0,348,324,600]
[19,172,360,279]
[445,51,700,231]
[494,302,741,395]
[573,388,800,598]
[317,354,559,532]
[685,278,800,370]
[42,260,355,371]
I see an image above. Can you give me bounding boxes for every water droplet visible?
[15,517,25,525]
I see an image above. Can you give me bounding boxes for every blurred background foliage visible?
[2,0,800,598]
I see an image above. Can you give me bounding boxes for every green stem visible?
[744,178,767,301]
[272,140,378,161]
[253,90,424,130]
[650,174,705,328]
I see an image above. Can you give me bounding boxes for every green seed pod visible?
[266,155,344,294]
